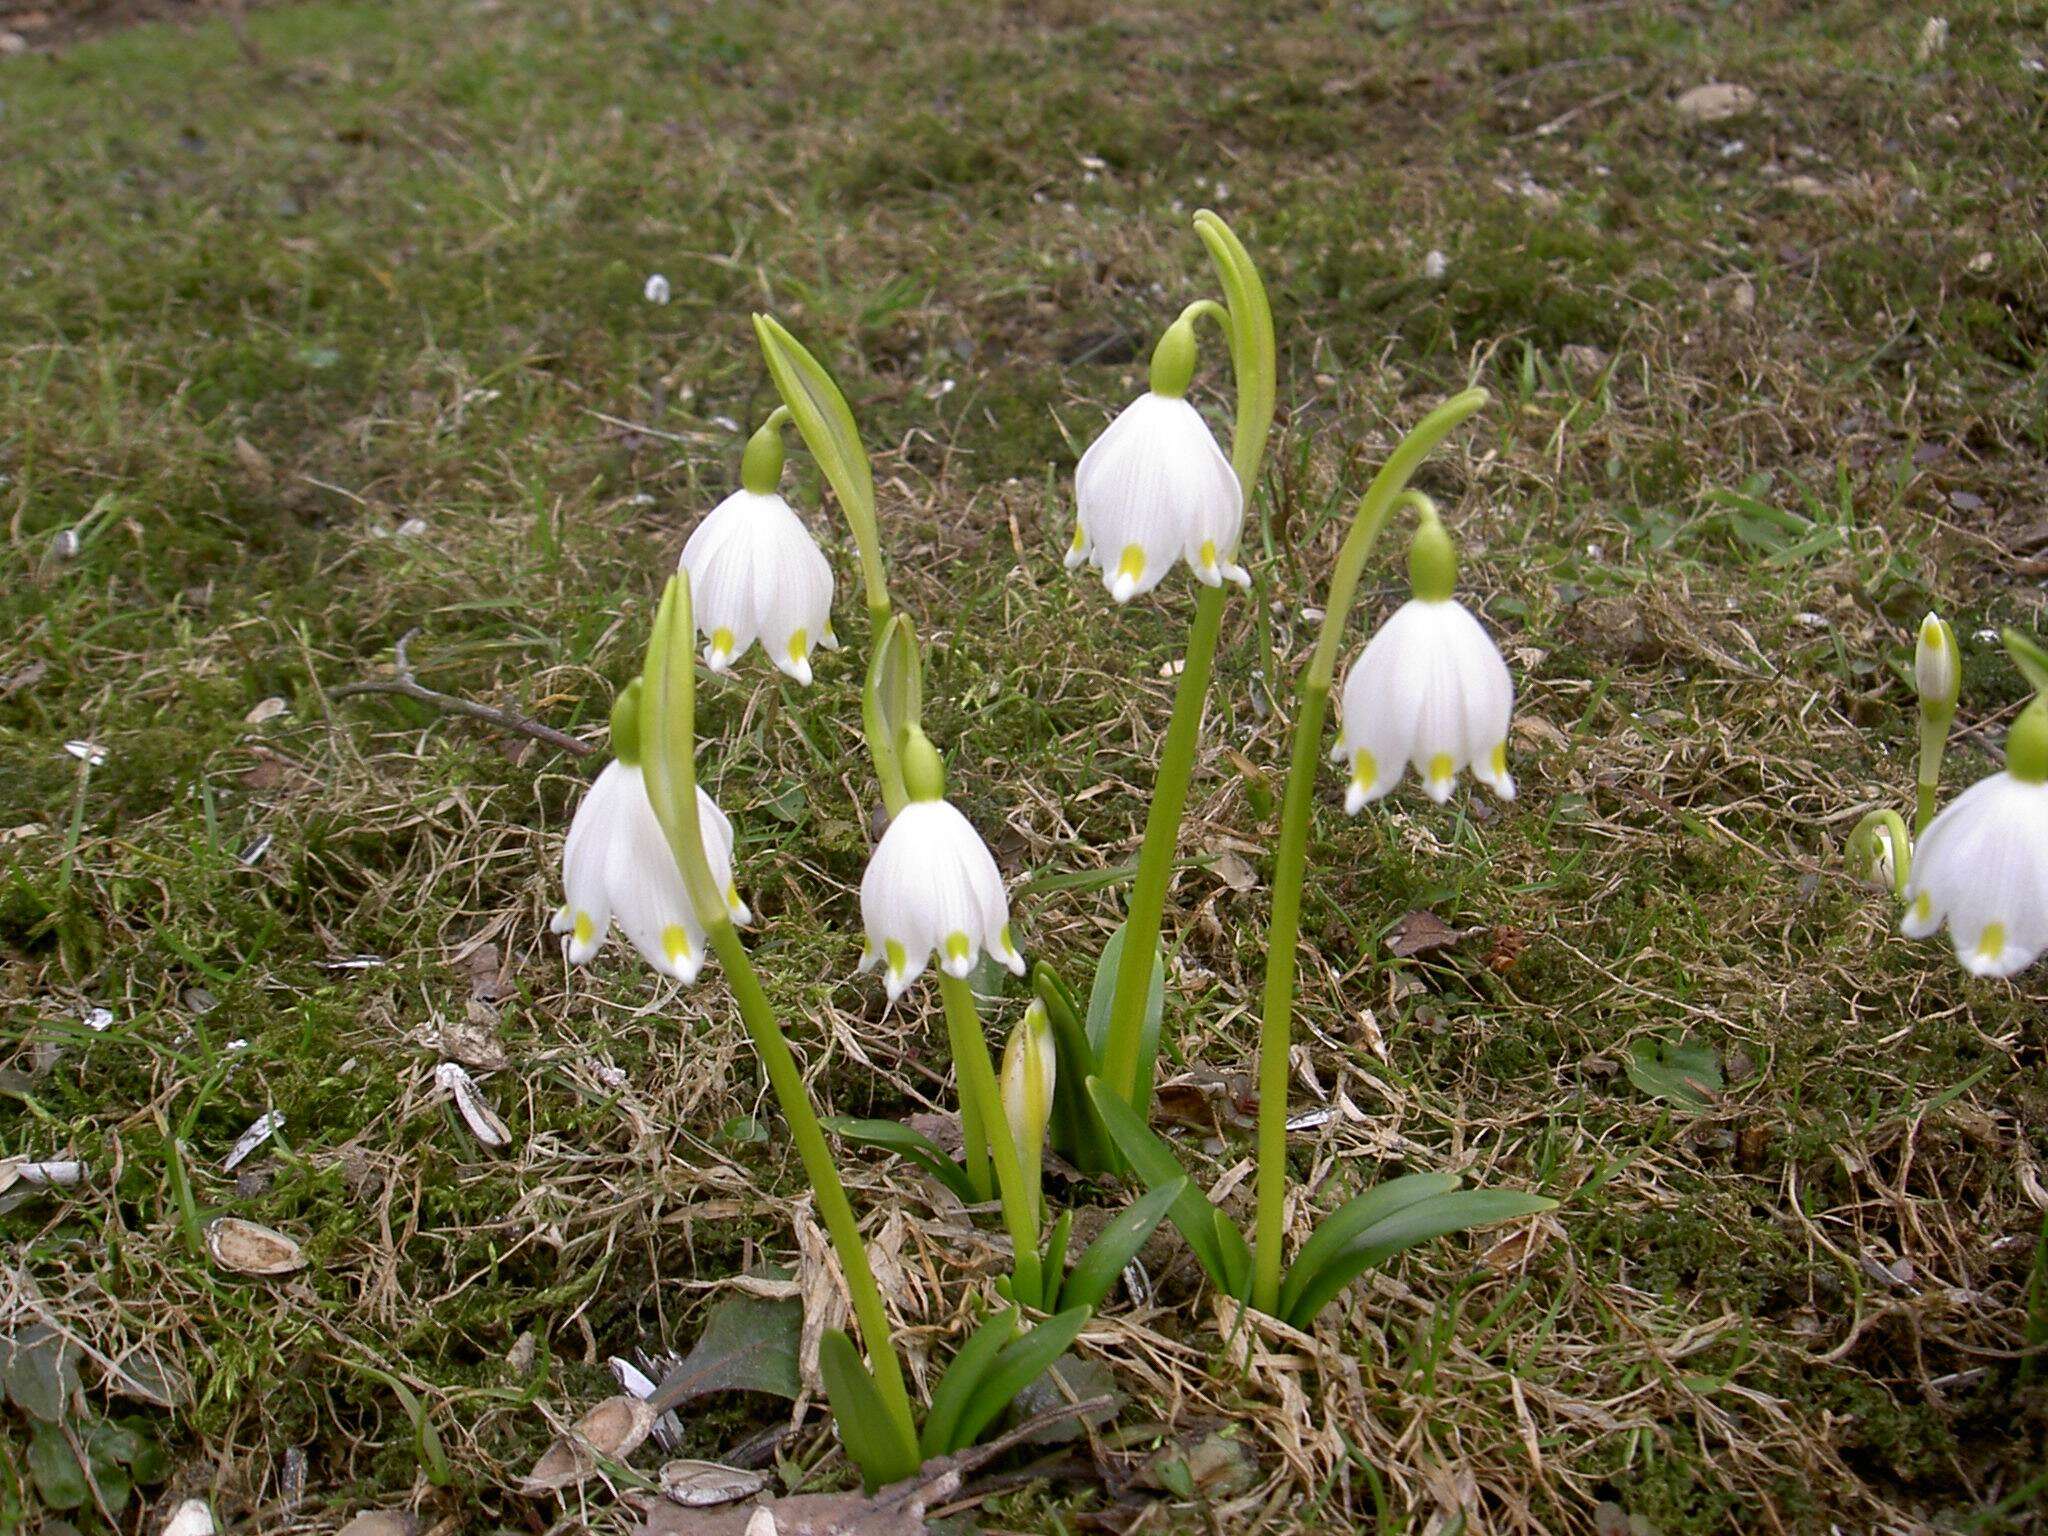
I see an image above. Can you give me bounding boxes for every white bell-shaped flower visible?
[551,685,749,983]
[858,730,1025,1001]
[999,1000,1056,1161]
[1066,321,1246,603]
[1915,612,1960,713]
[1900,700,2048,978]
[678,420,837,683]
[1333,514,1515,810]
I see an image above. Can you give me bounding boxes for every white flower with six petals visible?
[679,488,838,683]
[859,798,1024,1002]
[1067,392,1247,603]
[1900,762,2048,979]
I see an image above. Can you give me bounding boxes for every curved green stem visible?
[940,975,1045,1307]
[1848,808,1912,898]
[1099,212,1278,1113]
[1249,388,1489,1317]
[642,573,916,1446]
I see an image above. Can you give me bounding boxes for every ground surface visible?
[3,1,2047,1532]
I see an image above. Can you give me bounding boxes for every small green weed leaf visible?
[824,1117,979,1203]
[1278,1172,1462,1323]
[1627,1038,1724,1107]
[1285,1190,1559,1327]
[28,1422,90,1510]
[647,1293,802,1411]
[3,1324,81,1422]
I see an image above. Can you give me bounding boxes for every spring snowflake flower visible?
[552,684,748,983]
[1900,699,2048,979]
[858,731,1025,1001]
[1065,321,1246,602]
[1334,514,1515,809]
[1000,1000,1056,1159]
[679,487,837,683]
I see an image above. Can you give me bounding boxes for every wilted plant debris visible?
[3,1,2047,1534]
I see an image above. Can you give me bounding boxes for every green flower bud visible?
[609,677,644,766]
[899,724,946,803]
[1407,509,1457,603]
[740,413,787,496]
[2008,696,2048,785]
[1147,318,1198,399]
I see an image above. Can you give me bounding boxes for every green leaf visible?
[819,1330,921,1491]
[952,1306,1093,1451]
[1059,1178,1185,1312]
[1086,1077,1238,1292]
[1085,924,1165,1114]
[1041,1208,1073,1302]
[28,1423,90,1510]
[918,1307,1017,1459]
[1284,1190,1558,1327]
[1626,1038,1723,1107]
[823,1117,980,1203]
[1277,1172,1463,1323]
[2,1323,81,1422]
[1034,965,1112,1170]
[2004,628,2048,694]
[647,1293,803,1411]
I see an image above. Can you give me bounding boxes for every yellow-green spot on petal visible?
[711,626,735,657]
[1068,524,1085,552]
[725,883,743,910]
[1489,743,1508,777]
[572,911,595,946]
[1428,752,1455,784]
[1117,544,1146,581]
[662,924,693,964]
[786,628,808,663]
[945,932,971,964]
[884,938,908,975]
[1198,538,1218,571]
[1977,922,2006,959]
[998,922,1016,956]
[1913,893,1931,923]
[1352,748,1377,787]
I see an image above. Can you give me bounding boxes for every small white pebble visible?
[1422,249,1448,280]
[643,273,672,305]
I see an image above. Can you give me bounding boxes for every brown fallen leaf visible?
[522,1396,656,1492]
[205,1217,306,1276]
[336,1514,417,1536]
[1384,910,1481,959]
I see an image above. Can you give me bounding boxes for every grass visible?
[2,0,2046,1529]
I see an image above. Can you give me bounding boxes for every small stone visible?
[1675,82,1758,123]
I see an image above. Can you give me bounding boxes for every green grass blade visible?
[822,1117,980,1203]
[1285,1191,1557,1328]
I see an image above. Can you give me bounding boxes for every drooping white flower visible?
[858,732,1024,1000]
[679,488,838,683]
[551,760,748,984]
[1065,321,1245,602]
[1899,702,2048,978]
[1332,513,1515,810]
[1334,598,1516,810]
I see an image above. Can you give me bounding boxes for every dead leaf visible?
[439,1010,510,1073]
[1482,1215,1559,1272]
[205,1218,306,1276]
[1485,929,1530,973]
[659,1460,770,1507]
[1384,910,1480,958]
[1674,82,1757,123]
[1135,1427,1259,1500]
[336,1514,417,1536]
[244,696,287,725]
[435,1061,511,1148]
[233,436,274,483]
[522,1395,656,1492]
[646,1294,803,1413]
[1209,850,1257,892]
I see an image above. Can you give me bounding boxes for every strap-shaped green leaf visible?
[1086,1076,1238,1292]
[1085,925,1165,1116]
[1284,1190,1557,1328]
[822,1117,980,1204]
[2005,627,2048,694]
[918,1307,1016,1459]
[1214,1209,1253,1300]
[1041,1208,1073,1305]
[819,1329,922,1490]
[1059,1177,1185,1312]
[752,314,886,622]
[1034,964,1110,1169]
[1276,1172,1462,1323]
[951,1306,1093,1451]
[1191,209,1276,492]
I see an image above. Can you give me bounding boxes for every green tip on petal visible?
[2008,696,2048,784]
[610,677,645,766]
[1407,511,1458,602]
[899,723,946,802]
[1148,318,1198,399]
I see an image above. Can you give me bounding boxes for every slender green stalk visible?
[1249,389,1489,1316]
[1914,717,1946,835]
[1099,211,1276,1111]
[642,573,917,1446]
[1099,580,1226,1107]
[1847,808,1912,897]
[940,984,992,1201]
[940,974,1045,1307]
